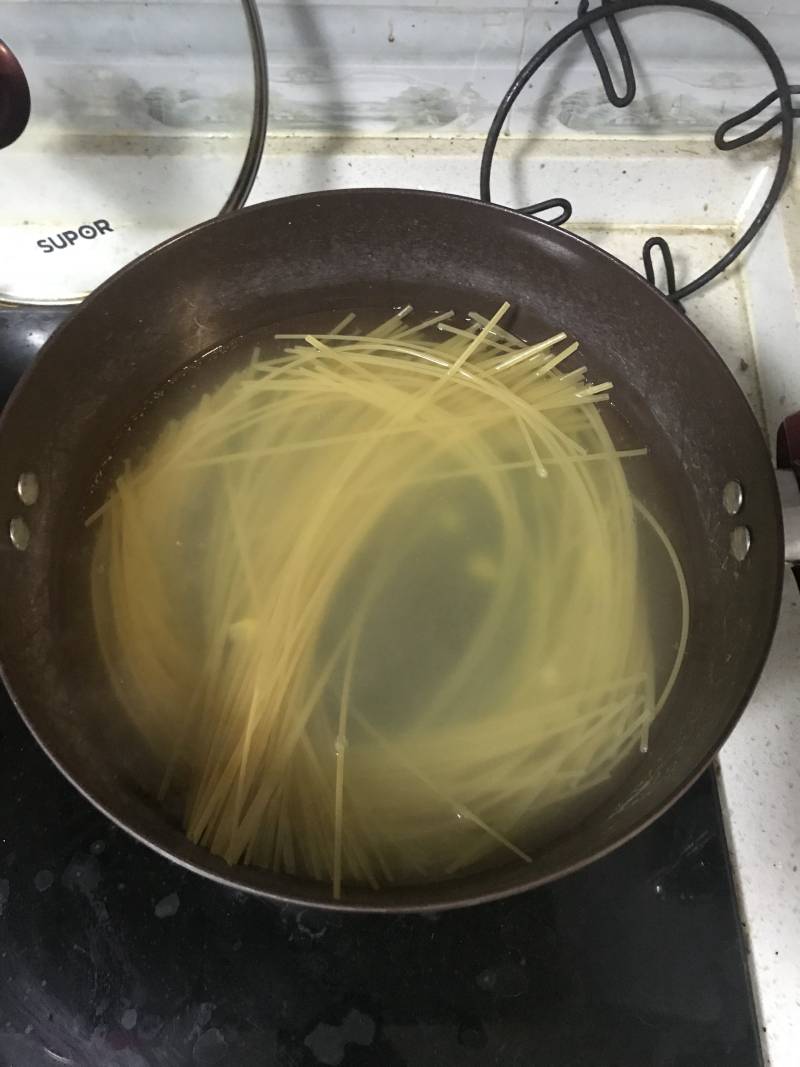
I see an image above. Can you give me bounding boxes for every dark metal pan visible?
[0,188,783,911]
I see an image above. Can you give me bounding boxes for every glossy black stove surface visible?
[0,309,762,1067]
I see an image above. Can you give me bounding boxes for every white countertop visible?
[722,570,800,1067]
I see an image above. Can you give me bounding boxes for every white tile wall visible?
[1,0,798,138]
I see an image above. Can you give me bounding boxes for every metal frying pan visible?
[0,188,783,911]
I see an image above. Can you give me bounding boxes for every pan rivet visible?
[730,525,751,562]
[16,471,39,506]
[9,516,30,551]
[722,480,743,515]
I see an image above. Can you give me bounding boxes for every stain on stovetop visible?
[304,1008,376,1065]
[153,892,180,919]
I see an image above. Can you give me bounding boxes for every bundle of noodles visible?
[89,303,688,898]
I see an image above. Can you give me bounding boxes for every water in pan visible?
[82,305,688,898]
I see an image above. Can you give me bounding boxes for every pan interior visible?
[55,298,692,901]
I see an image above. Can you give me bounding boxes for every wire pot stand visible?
[479,0,800,306]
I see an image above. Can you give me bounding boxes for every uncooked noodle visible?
[89,303,689,898]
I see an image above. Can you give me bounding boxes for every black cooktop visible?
[0,309,762,1067]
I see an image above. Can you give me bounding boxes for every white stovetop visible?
[4,132,800,1064]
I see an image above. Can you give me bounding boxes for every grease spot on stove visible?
[62,854,101,895]
[193,1026,226,1064]
[154,891,180,918]
[121,1007,138,1030]
[195,1003,215,1031]
[296,908,328,939]
[304,1009,376,1065]
[34,869,54,892]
